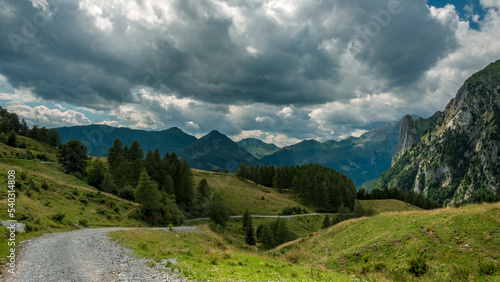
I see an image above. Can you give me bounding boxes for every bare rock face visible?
[377,60,500,206]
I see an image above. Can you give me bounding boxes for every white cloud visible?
[7,104,91,127]
[279,106,293,118]
[231,130,265,142]
[185,121,200,130]
[95,120,125,127]
[264,133,300,147]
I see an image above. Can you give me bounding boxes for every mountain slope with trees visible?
[261,119,402,187]
[56,125,197,157]
[376,60,500,205]
[236,138,280,159]
[177,130,263,172]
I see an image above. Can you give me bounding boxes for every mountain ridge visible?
[56,124,197,157]
[376,59,500,205]
[177,130,263,172]
[236,138,280,159]
[261,118,402,187]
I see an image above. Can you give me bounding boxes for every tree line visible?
[236,163,357,212]
[0,107,61,147]
[356,186,441,209]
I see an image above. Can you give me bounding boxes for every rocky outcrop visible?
[377,60,500,205]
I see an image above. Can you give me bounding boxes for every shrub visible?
[362,254,371,263]
[408,256,428,277]
[478,261,496,276]
[51,213,66,222]
[373,262,386,271]
[78,219,88,227]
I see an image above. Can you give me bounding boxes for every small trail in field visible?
[4,228,193,282]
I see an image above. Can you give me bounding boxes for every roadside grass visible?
[109,226,352,281]
[359,199,422,214]
[278,202,500,281]
[192,170,313,215]
[0,138,146,272]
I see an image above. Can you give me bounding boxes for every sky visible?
[0,0,499,147]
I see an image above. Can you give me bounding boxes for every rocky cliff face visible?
[377,60,500,205]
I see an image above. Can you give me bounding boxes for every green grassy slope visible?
[279,202,500,281]
[192,169,312,215]
[359,199,422,214]
[0,137,145,270]
[109,225,352,281]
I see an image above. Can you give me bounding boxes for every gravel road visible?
[4,227,196,282]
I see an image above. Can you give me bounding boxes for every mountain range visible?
[376,60,500,205]
[55,60,500,201]
[56,125,197,157]
[56,119,401,186]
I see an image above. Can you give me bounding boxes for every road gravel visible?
[4,227,196,282]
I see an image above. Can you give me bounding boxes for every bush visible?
[373,262,386,271]
[78,219,88,227]
[408,256,428,277]
[478,261,496,276]
[51,213,66,222]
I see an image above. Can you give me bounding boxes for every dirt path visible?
[4,228,190,282]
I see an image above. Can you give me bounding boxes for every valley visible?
[0,60,499,281]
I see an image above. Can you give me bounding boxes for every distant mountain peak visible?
[236,138,280,159]
[377,60,500,205]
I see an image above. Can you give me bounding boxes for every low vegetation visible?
[0,137,145,270]
[278,202,500,281]
[109,226,352,281]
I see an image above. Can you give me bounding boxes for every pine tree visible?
[159,193,184,225]
[127,140,144,161]
[322,215,332,229]
[177,161,193,207]
[205,192,231,227]
[242,209,256,245]
[235,163,249,179]
[134,170,161,223]
[258,224,275,249]
[164,175,175,195]
[245,222,256,246]
[86,158,106,190]
[57,140,89,174]
[107,139,123,174]
[242,208,251,231]
[102,173,117,194]
[197,178,211,199]
[6,131,16,147]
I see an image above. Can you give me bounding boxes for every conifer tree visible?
[86,158,106,190]
[134,170,161,223]
[107,139,123,174]
[57,140,89,174]
[102,173,117,194]
[242,209,256,245]
[258,224,275,250]
[206,192,231,227]
[127,140,144,161]
[6,131,16,147]
[322,215,332,229]
[164,175,175,195]
[235,163,248,179]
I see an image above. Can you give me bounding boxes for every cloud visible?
[95,120,125,127]
[1,0,499,145]
[0,0,463,109]
[7,104,92,127]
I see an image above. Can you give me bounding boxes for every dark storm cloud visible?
[0,0,458,110]
[351,0,458,87]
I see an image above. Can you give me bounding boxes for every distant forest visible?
[236,163,357,212]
